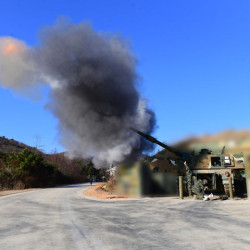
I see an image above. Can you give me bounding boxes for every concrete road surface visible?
[1,183,250,250]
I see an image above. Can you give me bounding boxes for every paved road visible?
[1,183,250,250]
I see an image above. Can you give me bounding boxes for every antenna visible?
[221,145,226,154]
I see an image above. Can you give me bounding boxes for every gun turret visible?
[130,127,190,159]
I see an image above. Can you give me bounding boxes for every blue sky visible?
[1,0,250,153]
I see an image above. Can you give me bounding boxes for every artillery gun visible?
[130,127,246,196]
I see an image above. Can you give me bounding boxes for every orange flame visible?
[3,43,20,55]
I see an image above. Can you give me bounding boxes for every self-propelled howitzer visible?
[130,127,246,196]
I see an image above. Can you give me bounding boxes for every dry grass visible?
[83,182,127,199]
[101,177,116,193]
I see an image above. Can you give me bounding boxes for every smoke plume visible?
[0,20,156,167]
[0,37,38,90]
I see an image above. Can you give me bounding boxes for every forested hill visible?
[0,135,108,191]
[0,135,84,190]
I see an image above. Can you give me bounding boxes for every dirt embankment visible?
[83,183,127,199]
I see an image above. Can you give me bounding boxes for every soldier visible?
[184,161,192,197]
[191,179,204,199]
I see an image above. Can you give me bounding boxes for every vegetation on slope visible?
[0,149,69,190]
[0,149,109,191]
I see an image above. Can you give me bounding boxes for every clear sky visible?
[1,0,250,153]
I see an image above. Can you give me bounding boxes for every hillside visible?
[0,136,40,154]
[0,136,88,190]
[175,129,250,153]
[0,135,109,191]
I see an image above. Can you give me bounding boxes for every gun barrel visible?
[129,127,184,157]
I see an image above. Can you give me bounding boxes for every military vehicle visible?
[130,127,246,196]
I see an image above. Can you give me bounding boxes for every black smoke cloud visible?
[0,19,156,167]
